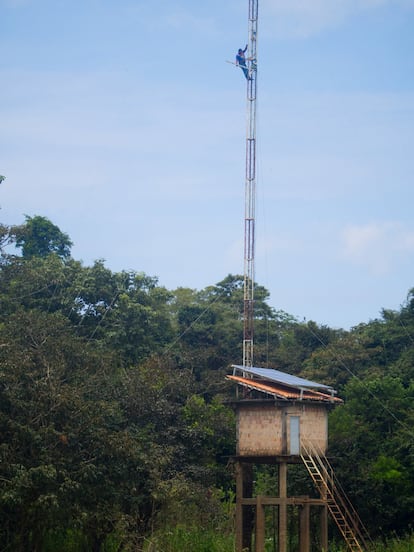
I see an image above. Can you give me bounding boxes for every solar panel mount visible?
[231,365,335,393]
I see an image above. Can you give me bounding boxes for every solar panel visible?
[232,365,334,391]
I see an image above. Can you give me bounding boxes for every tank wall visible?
[236,402,328,457]
[236,405,283,456]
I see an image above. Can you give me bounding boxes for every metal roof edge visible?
[231,364,336,393]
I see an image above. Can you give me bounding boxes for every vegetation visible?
[0,215,413,551]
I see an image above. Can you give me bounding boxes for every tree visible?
[2,212,414,546]
[0,308,164,551]
[11,215,72,259]
[0,223,12,258]
[329,376,414,537]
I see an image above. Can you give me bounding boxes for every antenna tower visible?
[243,0,258,368]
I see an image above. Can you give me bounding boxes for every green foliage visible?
[328,534,414,552]
[1,214,414,549]
[371,454,404,483]
[0,308,152,550]
[329,376,414,536]
[42,529,90,552]
[0,223,12,255]
[143,526,234,552]
[372,534,414,552]
[11,215,73,258]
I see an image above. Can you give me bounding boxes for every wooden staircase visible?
[301,441,371,552]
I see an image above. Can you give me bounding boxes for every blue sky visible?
[1,0,414,329]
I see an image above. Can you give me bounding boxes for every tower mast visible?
[243,0,258,368]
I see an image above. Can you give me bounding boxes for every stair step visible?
[301,450,365,552]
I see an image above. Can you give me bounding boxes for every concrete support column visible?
[299,503,310,552]
[235,462,243,552]
[235,462,254,552]
[255,496,265,552]
[320,477,329,551]
[320,504,328,551]
[278,462,287,552]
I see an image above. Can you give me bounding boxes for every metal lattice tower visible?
[243,0,258,368]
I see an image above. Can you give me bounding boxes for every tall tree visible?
[329,376,414,537]
[11,215,72,259]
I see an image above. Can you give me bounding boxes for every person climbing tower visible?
[236,44,249,80]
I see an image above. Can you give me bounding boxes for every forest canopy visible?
[0,216,413,551]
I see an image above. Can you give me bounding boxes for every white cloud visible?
[340,222,414,274]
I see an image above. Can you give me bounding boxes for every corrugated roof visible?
[227,375,343,403]
[232,365,334,391]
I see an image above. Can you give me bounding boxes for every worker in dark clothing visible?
[236,44,249,80]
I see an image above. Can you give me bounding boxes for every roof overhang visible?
[229,365,342,404]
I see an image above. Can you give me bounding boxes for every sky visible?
[1,0,414,330]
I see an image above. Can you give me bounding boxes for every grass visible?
[143,529,414,552]
[143,525,234,552]
[40,526,414,551]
